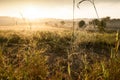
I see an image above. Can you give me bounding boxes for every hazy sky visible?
[0,0,120,19]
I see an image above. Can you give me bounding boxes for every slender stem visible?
[92,2,99,18]
[77,0,99,19]
[67,0,76,79]
[73,0,75,37]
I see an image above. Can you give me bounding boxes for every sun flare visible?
[21,6,40,20]
[19,5,72,19]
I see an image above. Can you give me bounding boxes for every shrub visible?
[78,20,86,28]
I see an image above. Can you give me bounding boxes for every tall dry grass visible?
[0,30,120,80]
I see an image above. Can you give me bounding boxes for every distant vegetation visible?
[89,17,110,31]
[78,20,86,28]
[1,16,120,32]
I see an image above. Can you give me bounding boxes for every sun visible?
[21,6,40,20]
[19,5,72,20]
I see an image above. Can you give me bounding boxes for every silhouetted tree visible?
[78,20,86,28]
[98,19,107,31]
[60,21,65,25]
[90,19,100,27]
[103,16,111,21]
[89,17,110,31]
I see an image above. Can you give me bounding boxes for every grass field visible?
[0,26,120,80]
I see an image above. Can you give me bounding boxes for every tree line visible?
[78,17,111,31]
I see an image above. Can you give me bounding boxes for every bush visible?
[78,20,86,28]
[90,19,106,31]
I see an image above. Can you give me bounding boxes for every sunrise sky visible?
[0,0,120,19]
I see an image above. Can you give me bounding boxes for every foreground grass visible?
[0,30,120,80]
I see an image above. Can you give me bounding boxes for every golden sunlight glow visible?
[21,6,41,20]
[0,1,120,19]
[19,5,72,19]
